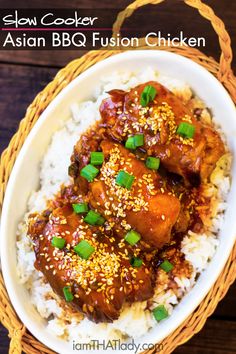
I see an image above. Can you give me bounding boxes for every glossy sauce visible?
[28,81,223,323]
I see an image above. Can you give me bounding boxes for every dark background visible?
[0,0,236,353]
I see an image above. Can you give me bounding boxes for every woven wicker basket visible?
[0,1,235,353]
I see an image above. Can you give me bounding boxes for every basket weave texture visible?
[0,1,236,353]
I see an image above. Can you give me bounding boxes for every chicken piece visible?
[28,204,155,323]
[100,82,225,186]
[69,123,106,194]
[88,140,181,249]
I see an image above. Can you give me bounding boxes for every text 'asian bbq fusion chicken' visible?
[28,81,224,323]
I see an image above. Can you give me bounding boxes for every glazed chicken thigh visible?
[28,204,155,323]
[89,140,181,248]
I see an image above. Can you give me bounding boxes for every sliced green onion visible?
[125,230,141,246]
[80,164,99,182]
[116,171,135,190]
[143,85,156,100]
[90,152,104,165]
[125,136,136,150]
[146,156,160,170]
[176,122,195,139]
[140,92,148,107]
[133,134,144,147]
[160,260,174,273]
[130,257,143,268]
[153,305,169,322]
[51,237,65,249]
[74,240,95,260]
[63,286,74,302]
[140,85,157,107]
[125,134,144,150]
[72,203,88,214]
[84,210,105,226]
[96,215,105,225]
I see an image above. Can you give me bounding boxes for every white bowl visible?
[1,50,236,354]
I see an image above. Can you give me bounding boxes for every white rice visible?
[16,67,231,344]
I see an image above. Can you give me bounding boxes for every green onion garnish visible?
[125,134,144,150]
[140,85,157,107]
[80,164,99,182]
[125,230,141,246]
[90,152,104,165]
[116,171,135,190]
[146,156,160,170]
[133,134,144,147]
[130,257,143,268]
[51,237,65,249]
[176,122,195,139]
[160,260,174,273]
[125,136,136,150]
[63,286,74,302]
[153,305,169,322]
[140,92,148,107]
[84,210,105,226]
[72,203,88,214]
[96,215,106,225]
[74,240,95,260]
